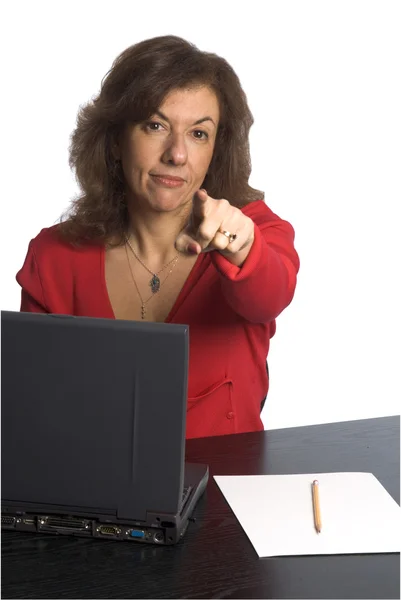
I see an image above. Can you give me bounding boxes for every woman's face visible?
[118,86,220,214]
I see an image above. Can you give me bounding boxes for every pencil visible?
[312,479,322,533]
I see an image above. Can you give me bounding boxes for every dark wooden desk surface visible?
[2,416,399,599]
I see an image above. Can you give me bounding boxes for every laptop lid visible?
[1,311,188,522]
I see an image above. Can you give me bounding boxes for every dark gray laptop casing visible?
[1,311,208,544]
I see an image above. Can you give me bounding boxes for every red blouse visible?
[16,200,299,439]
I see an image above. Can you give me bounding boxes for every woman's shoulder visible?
[17,225,104,312]
[29,224,67,249]
[28,224,101,259]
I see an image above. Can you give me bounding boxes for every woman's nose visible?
[162,133,188,165]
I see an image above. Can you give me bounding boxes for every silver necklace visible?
[124,244,179,320]
[125,236,179,294]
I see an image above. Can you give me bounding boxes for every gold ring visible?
[219,229,237,244]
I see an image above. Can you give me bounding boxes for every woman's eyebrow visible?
[154,110,216,127]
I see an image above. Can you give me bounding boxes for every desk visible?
[2,416,399,599]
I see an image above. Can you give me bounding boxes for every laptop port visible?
[97,525,121,536]
[1,516,16,527]
[154,532,164,543]
[39,517,90,531]
[128,529,145,540]
[161,520,175,528]
[23,518,35,525]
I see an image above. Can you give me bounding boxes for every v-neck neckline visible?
[99,245,209,323]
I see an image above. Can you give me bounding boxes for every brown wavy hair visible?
[60,35,263,244]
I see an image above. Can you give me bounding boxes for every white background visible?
[1,0,400,429]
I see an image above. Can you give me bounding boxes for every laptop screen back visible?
[1,312,188,522]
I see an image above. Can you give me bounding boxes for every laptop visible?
[1,310,209,545]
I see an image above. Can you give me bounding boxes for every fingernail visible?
[187,244,198,255]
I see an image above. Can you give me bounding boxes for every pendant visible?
[150,274,161,294]
[141,305,146,319]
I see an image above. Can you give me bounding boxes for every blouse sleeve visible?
[211,204,300,324]
[16,241,48,313]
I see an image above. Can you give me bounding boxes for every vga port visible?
[128,529,145,540]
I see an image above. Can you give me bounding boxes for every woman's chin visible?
[147,191,192,214]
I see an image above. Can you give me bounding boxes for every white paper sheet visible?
[213,472,400,558]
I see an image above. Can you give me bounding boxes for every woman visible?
[16,35,300,439]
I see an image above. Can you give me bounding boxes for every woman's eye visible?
[145,122,163,132]
[192,130,208,140]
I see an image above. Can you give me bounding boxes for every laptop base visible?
[1,463,209,545]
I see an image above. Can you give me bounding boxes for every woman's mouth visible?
[150,174,185,188]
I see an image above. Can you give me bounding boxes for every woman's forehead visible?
[157,86,220,123]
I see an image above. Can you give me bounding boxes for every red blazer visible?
[16,200,299,439]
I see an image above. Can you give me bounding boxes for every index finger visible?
[192,188,210,216]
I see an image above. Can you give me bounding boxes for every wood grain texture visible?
[2,416,399,599]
